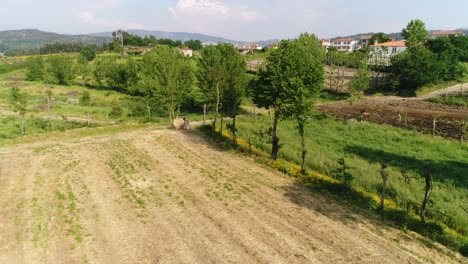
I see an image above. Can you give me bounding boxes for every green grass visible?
[0,62,27,74]
[0,68,148,123]
[0,116,95,140]
[317,89,351,103]
[426,94,468,107]
[228,113,468,236]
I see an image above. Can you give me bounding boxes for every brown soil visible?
[318,98,468,139]
[3,76,25,82]
[3,81,25,87]
[0,128,465,263]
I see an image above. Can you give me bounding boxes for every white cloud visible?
[79,11,144,30]
[168,0,258,37]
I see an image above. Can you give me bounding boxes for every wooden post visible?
[203,104,206,125]
[253,106,257,123]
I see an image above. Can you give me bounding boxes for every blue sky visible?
[1,0,467,41]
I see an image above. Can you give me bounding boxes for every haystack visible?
[173,118,185,129]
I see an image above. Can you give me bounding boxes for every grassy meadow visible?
[0,65,136,139]
[224,113,468,235]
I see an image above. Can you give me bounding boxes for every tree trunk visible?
[420,170,432,222]
[87,113,90,127]
[146,100,151,121]
[232,114,237,147]
[461,120,466,144]
[380,163,388,211]
[432,117,437,137]
[20,114,25,135]
[271,109,279,160]
[213,83,220,133]
[299,122,307,176]
[219,114,224,136]
[203,104,206,125]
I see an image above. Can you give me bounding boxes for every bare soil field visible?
[318,98,468,139]
[0,128,465,263]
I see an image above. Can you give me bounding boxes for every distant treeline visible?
[2,30,203,56]
[110,30,202,50]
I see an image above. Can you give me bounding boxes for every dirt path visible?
[0,128,465,263]
[417,83,467,100]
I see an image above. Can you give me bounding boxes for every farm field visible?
[318,97,468,139]
[0,127,465,263]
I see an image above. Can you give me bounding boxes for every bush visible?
[80,46,96,61]
[80,91,91,106]
[109,105,123,118]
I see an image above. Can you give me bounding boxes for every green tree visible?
[253,34,325,162]
[198,44,240,133]
[390,46,440,91]
[402,19,428,48]
[25,56,45,81]
[79,46,96,61]
[281,33,325,174]
[349,59,371,100]
[138,47,194,123]
[218,47,247,146]
[80,91,91,106]
[9,87,28,135]
[426,37,465,80]
[93,56,113,87]
[43,55,76,85]
[185,40,203,51]
[369,33,392,45]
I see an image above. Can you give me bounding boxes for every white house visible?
[330,38,359,52]
[202,41,218,47]
[320,39,331,49]
[360,35,372,47]
[235,43,263,54]
[371,40,407,57]
[180,47,193,57]
[429,30,462,39]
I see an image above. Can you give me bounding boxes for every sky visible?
[1,0,467,41]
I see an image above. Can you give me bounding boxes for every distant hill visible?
[0,29,111,53]
[89,30,279,46]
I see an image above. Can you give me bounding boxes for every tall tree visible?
[402,19,428,48]
[9,87,28,135]
[281,33,325,175]
[138,47,194,124]
[349,59,371,100]
[218,47,247,146]
[198,44,244,134]
[253,34,325,162]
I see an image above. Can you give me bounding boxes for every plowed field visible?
[0,128,464,263]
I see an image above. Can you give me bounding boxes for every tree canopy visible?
[402,19,428,47]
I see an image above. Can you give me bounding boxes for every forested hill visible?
[0,29,111,53]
